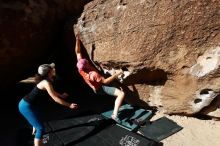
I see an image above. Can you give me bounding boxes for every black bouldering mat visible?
[75,125,159,146]
[43,133,62,146]
[139,116,183,142]
[55,126,96,145]
[101,104,152,131]
[47,114,104,131]
[43,114,113,146]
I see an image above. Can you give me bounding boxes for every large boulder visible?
[74,0,220,118]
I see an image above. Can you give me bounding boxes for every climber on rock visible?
[74,32,125,121]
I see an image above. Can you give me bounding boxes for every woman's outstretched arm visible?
[75,33,82,60]
[42,80,78,109]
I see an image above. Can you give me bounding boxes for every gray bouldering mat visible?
[139,116,183,142]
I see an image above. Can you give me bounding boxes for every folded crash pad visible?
[101,104,152,131]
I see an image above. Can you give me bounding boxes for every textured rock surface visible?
[0,0,91,89]
[74,0,220,117]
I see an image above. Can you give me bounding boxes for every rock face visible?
[0,0,90,90]
[74,0,220,117]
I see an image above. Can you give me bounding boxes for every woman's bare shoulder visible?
[36,80,50,89]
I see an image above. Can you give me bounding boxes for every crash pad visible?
[75,125,159,146]
[138,116,183,142]
[101,104,152,131]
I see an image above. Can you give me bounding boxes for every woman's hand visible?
[115,69,123,76]
[69,103,78,109]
